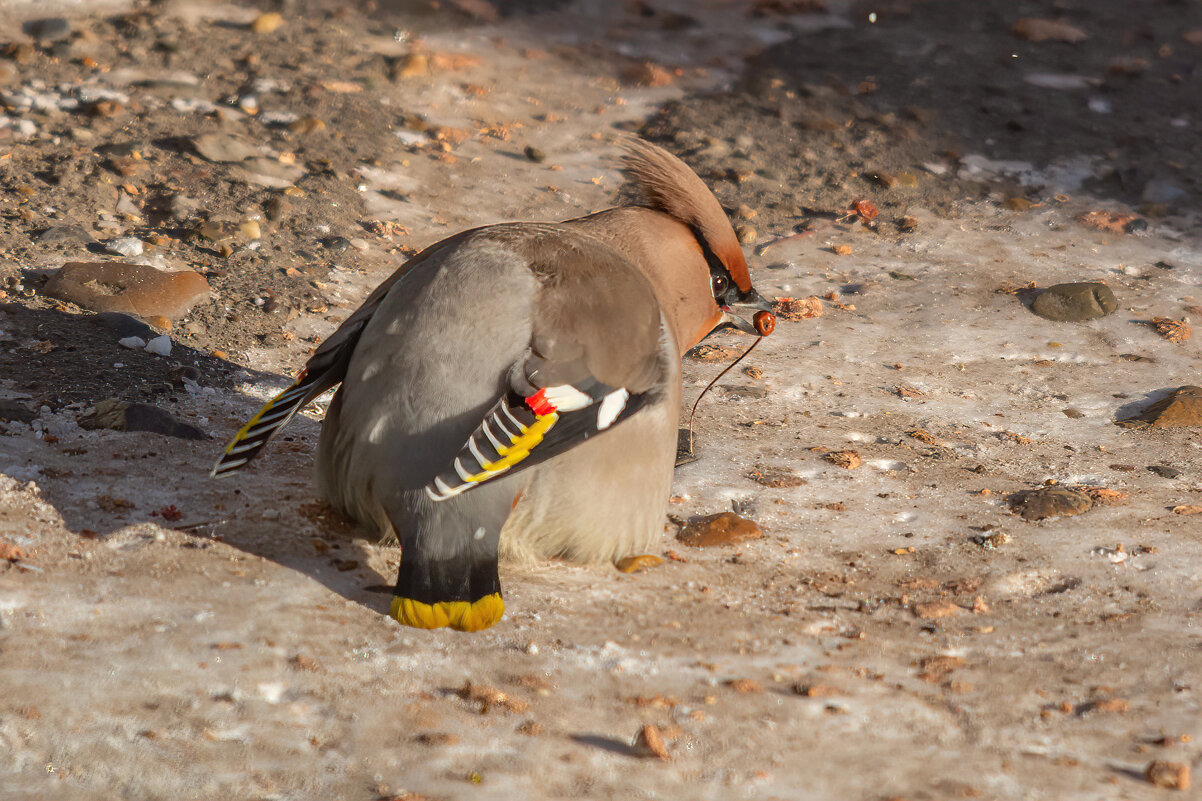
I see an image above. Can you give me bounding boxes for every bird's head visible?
[616,138,775,350]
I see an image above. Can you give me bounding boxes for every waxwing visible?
[212,139,773,632]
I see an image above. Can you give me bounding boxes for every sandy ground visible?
[1,1,1200,799]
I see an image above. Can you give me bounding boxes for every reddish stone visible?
[45,262,210,321]
[676,512,762,547]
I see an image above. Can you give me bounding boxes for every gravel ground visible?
[0,1,1200,799]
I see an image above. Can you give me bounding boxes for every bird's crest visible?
[618,137,750,292]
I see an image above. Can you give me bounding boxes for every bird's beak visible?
[719,287,774,336]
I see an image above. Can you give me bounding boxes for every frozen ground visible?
[0,1,1200,799]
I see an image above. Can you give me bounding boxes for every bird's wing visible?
[424,227,667,500]
[424,380,650,501]
[209,231,477,479]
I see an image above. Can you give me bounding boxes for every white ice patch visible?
[258,678,283,697]
[1023,72,1100,90]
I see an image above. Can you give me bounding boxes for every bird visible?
[211,138,773,632]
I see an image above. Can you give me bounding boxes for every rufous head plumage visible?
[618,137,752,294]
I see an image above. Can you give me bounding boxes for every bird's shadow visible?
[569,734,639,758]
[0,301,398,617]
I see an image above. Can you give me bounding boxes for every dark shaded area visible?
[0,303,235,408]
[640,0,1202,236]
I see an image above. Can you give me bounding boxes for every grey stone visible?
[720,385,769,400]
[36,225,93,246]
[322,236,351,254]
[228,157,305,188]
[80,399,207,440]
[192,133,259,163]
[1031,282,1117,322]
[22,18,71,42]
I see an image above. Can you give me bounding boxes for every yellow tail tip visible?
[390,594,505,632]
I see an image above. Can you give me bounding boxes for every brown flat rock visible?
[747,466,806,488]
[677,512,763,547]
[1136,385,1202,428]
[45,262,210,321]
[1013,486,1093,521]
[1145,760,1190,790]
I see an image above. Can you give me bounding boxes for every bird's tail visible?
[388,489,510,632]
[210,369,324,478]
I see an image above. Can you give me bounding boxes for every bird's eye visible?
[711,273,729,297]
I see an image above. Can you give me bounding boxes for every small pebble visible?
[145,335,172,357]
[677,512,762,547]
[1145,760,1190,790]
[1030,282,1117,322]
[824,450,861,469]
[615,554,663,573]
[913,601,961,620]
[289,117,326,135]
[118,336,146,350]
[192,133,259,164]
[632,724,670,760]
[1014,487,1092,521]
[869,169,898,189]
[250,12,286,34]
